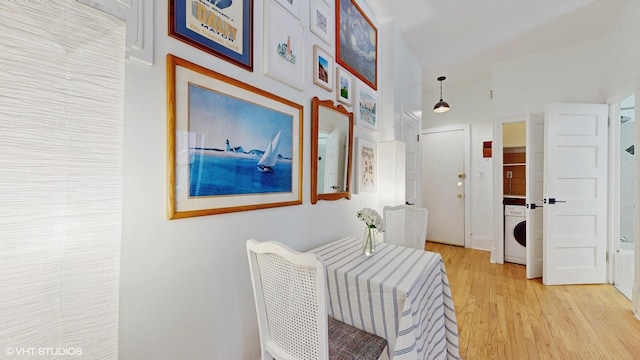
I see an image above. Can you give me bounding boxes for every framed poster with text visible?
[169,0,253,71]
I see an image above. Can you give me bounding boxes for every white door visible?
[402,112,420,206]
[526,114,544,279]
[543,103,609,285]
[323,129,339,192]
[422,126,469,246]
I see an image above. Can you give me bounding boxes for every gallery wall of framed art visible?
[110,0,426,358]
[166,0,382,218]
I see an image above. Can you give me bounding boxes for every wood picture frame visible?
[313,45,333,91]
[166,54,303,219]
[354,137,377,193]
[335,0,377,89]
[169,0,253,71]
[310,0,333,46]
[336,67,352,106]
[264,0,305,90]
[355,82,379,132]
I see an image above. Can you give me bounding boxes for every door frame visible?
[636,75,640,318]
[422,124,471,248]
[608,87,640,315]
[608,94,623,286]
[492,115,529,264]
[400,109,421,207]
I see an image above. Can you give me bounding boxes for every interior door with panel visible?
[526,113,544,279]
[422,126,469,246]
[402,111,420,206]
[543,103,608,285]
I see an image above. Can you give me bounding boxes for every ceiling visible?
[364,0,627,90]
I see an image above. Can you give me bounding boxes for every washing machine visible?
[505,204,526,265]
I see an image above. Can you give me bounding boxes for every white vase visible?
[363,226,377,256]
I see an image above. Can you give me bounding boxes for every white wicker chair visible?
[382,204,429,250]
[246,239,387,360]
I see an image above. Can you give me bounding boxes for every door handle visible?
[527,203,543,209]
[544,198,566,205]
[406,201,415,205]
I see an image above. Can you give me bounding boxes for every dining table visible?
[310,236,461,360]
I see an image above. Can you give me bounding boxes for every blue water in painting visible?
[189,154,292,197]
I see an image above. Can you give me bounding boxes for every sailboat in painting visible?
[257,130,281,173]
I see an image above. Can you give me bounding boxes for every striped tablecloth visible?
[311,237,460,360]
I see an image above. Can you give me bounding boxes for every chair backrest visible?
[383,205,428,250]
[246,239,329,360]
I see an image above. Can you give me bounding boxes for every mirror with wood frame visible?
[311,97,354,204]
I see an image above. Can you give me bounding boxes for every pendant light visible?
[433,76,450,113]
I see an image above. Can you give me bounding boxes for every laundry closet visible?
[502,122,526,265]
[497,108,612,282]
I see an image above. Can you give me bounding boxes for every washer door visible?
[513,221,526,247]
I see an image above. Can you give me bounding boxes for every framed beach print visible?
[313,45,333,91]
[336,67,352,106]
[355,82,379,131]
[274,0,300,19]
[166,54,303,219]
[354,137,377,193]
[336,0,377,90]
[169,0,253,71]
[264,0,305,90]
[310,0,333,46]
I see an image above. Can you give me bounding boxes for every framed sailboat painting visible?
[166,54,303,219]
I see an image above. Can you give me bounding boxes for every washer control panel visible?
[505,205,525,217]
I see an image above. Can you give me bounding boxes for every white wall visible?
[118,1,418,359]
[493,0,640,116]
[377,21,422,207]
[379,21,422,141]
[422,79,495,250]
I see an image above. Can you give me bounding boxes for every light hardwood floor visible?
[425,242,640,360]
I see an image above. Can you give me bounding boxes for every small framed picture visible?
[264,0,305,90]
[355,82,379,131]
[310,0,333,46]
[336,68,352,106]
[313,45,333,91]
[354,137,377,193]
[274,0,300,19]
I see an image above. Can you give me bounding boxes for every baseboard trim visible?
[471,234,492,252]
